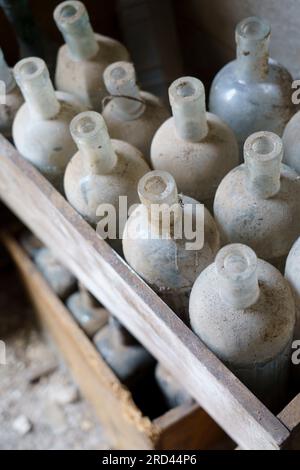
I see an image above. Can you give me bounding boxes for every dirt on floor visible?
[0,263,110,450]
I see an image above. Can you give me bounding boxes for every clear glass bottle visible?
[0,48,23,139]
[13,57,83,192]
[189,244,295,410]
[66,283,108,337]
[102,61,170,162]
[122,170,220,323]
[214,131,300,271]
[151,77,238,210]
[64,111,150,242]
[285,237,300,340]
[209,17,295,160]
[54,0,129,110]
[93,316,155,388]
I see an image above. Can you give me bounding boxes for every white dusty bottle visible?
[214,131,300,271]
[54,0,129,110]
[285,238,300,340]
[122,170,220,323]
[151,77,238,210]
[66,283,108,337]
[13,57,83,192]
[64,111,150,249]
[189,244,295,409]
[93,316,155,388]
[209,16,295,160]
[102,61,170,162]
[0,48,23,139]
[155,363,193,409]
[282,110,300,175]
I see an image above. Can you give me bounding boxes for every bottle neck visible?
[70,111,117,174]
[235,17,270,81]
[14,57,60,120]
[169,76,208,142]
[54,1,99,61]
[138,170,182,235]
[216,244,260,309]
[244,131,282,199]
[103,61,145,120]
[0,49,16,92]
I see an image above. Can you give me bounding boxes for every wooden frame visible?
[0,135,299,450]
[2,232,225,450]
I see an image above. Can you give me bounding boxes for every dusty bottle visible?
[102,61,170,162]
[151,77,238,210]
[285,238,300,341]
[282,111,300,175]
[54,0,129,110]
[122,170,220,324]
[93,316,155,387]
[209,16,295,159]
[155,363,193,409]
[0,48,23,139]
[13,57,83,192]
[66,283,108,337]
[64,110,150,246]
[214,131,300,271]
[189,243,295,409]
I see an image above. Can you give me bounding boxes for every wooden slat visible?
[0,135,291,449]
[278,394,300,450]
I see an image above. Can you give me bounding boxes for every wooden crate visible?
[0,135,299,450]
[2,232,225,450]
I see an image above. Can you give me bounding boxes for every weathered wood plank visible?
[0,135,291,449]
[278,394,300,450]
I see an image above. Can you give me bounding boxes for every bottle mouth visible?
[54,0,85,26]
[244,131,283,163]
[169,76,205,104]
[236,16,270,41]
[14,57,46,83]
[103,61,136,91]
[70,111,105,144]
[138,171,178,206]
[216,244,257,282]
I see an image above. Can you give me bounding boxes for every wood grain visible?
[0,135,292,449]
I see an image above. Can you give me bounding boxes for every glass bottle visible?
[122,170,220,324]
[0,48,23,139]
[189,243,295,410]
[214,131,300,271]
[13,57,83,192]
[151,76,238,210]
[155,363,193,409]
[54,0,130,110]
[64,110,150,250]
[66,283,108,337]
[102,61,170,162]
[209,17,295,160]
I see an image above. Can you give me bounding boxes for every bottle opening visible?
[144,176,168,196]
[70,111,105,144]
[54,1,83,24]
[251,135,275,155]
[236,16,270,41]
[14,58,45,82]
[169,76,204,104]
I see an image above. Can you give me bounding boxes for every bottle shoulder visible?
[189,259,295,364]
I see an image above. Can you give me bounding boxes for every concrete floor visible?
[0,264,110,450]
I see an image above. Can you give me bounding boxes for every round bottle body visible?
[151,113,239,209]
[123,194,220,323]
[282,112,300,175]
[190,256,295,409]
[64,138,150,227]
[285,237,300,339]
